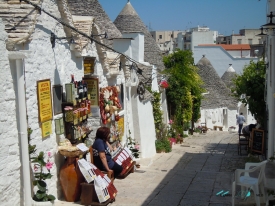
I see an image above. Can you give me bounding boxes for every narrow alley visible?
[56,130,260,206]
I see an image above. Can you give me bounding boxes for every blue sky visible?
[99,0,267,36]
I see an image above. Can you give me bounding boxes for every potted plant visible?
[126,130,140,159]
[167,120,176,145]
[183,122,189,136]
[31,150,55,206]
[155,140,165,153]
[162,138,172,153]
[176,134,183,144]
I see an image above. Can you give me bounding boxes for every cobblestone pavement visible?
[55,131,265,206]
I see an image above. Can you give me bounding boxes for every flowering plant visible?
[167,120,176,138]
[31,151,56,202]
[126,130,140,159]
[159,80,169,89]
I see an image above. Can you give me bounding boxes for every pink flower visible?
[169,119,173,124]
[34,165,38,171]
[47,152,51,157]
[134,144,140,150]
[46,162,54,170]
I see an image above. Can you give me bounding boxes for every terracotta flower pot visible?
[59,157,85,202]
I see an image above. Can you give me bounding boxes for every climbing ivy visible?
[149,89,163,139]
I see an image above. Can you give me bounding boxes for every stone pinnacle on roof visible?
[196,55,237,109]
[221,64,237,89]
[113,1,165,73]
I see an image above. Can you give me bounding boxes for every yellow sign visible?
[37,79,53,122]
[84,57,95,75]
[83,77,99,106]
[41,120,52,138]
[117,116,124,139]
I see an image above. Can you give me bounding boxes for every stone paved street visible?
[55,130,265,206]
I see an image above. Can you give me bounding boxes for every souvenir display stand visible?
[58,76,93,202]
[57,77,136,204]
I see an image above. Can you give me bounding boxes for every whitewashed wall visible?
[2,0,118,203]
[266,0,275,158]
[200,107,238,131]
[115,33,158,158]
[227,50,250,58]
[191,31,216,51]
[0,19,22,206]
[122,33,144,62]
[228,109,238,129]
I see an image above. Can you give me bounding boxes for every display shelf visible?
[61,101,92,144]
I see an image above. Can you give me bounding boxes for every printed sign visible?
[117,116,124,139]
[83,77,99,106]
[37,79,53,122]
[84,57,95,75]
[41,120,52,138]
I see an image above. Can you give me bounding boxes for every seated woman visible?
[242,121,261,136]
[92,127,123,178]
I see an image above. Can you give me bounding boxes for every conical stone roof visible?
[196,55,238,109]
[113,2,165,73]
[67,0,122,47]
[221,64,237,89]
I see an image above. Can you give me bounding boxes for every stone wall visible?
[0,0,119,203]
[0,19,22,205]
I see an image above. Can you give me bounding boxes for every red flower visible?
[159,80,169,88]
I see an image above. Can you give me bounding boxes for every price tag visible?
[79,117,83,121]
[74,119,78,125]
[83,115,87,120]
[88,94,91,99]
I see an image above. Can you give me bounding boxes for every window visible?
[159,35,162,39]
[237,39,242,44]
[248,39,252,45]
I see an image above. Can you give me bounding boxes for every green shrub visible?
[162,139,171,153]
[155,138,171,153]
[155,139,164,152]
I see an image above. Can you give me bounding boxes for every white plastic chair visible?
[263,164,275,206]
[232,160,268,206]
